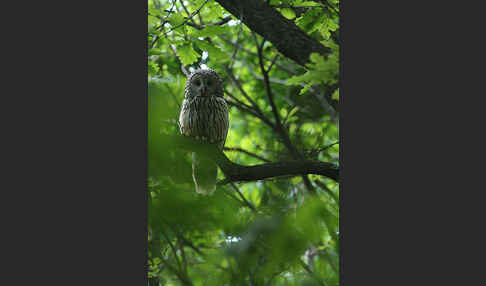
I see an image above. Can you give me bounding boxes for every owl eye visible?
[207,80,212,86]
[195,81,201,86]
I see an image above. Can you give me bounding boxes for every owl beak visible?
[201,86,206,96]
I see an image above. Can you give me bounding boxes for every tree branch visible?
[162,0,211,37]
[218,36,298,75]
[185,16,232,29]
[214,0,331,66]
[224,65,265,117]
[230,182,256,211]
[253,32,318,194]
[166,134,339,183]
[224,146,271,163]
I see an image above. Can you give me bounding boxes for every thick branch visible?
[166,134,339,183]
[214,0,331,66]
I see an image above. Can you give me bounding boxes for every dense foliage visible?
[148,0,339,285]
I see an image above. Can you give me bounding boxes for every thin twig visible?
[252,31,317,194]
[162,0,211,37]
[150,0,177,49]
[299,258,328,286]
[185,16,232,29]
[160,230,184,277]
[267,54,279,73]
[218,36,298,75]
[314,179,339,204]
[254,34,281,127]
[178,0,197,25]
[222,187,248,209]
[225,99,275,127]
[230,182,256,212]
[224,147,271,163]
[229,19,243,69]
[224,88,253,110]
[316,141,339,153]
[224,65,266,117]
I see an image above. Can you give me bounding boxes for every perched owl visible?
[179,69,229,195]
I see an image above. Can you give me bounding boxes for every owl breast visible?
[179,96,229,147]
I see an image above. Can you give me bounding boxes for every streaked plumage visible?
[179,69,229,194]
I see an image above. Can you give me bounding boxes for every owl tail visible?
[192,152,217,195]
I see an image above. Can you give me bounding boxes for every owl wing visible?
[217,98,229,149]
[179,99,191,136]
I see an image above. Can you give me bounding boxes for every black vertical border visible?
[144,0,149,283]
[2,0,149,284]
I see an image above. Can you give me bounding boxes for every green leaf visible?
[286,73,308,86]
[299,83,312,95]
[176,44,200,65]
[148,48,162,56]
[148,6,164,18]
[168,13,184,27]
[309,53,325,66]
[192,26,229,37]
[298,1,322,6]
[204,2,224,21]
[332,88,339,101]
[195,40,227,62]
[328,18,339,31]
[281,8,296,19]
[148,15,159,28]
[148,61,160,75]
[296,9,322,32]
[287,107,300,119]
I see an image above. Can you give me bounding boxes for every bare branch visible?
[254,33,282,128]
[178,0,196,25]
[224,65,265,117]
[253,32,317,194]
[186,16,232,29]
[150,0,177,49]
[218,36,298,75]
[230,182,256,211]
[314,179,339,204]
[214,0,331,66]
[162,0,211,37]
[267,54,279,74]
[224,146,271,163]
[165,134,339,183]
[316,141,339,153]
[224,88,252,110]
[160,231,183,275]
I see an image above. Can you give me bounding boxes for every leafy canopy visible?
[148,0,340,285]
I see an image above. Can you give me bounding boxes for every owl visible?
[179,68,229,195]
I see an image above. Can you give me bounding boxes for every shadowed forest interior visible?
[148,0,339,285]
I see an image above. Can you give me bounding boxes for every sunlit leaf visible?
[281,8,296,19]
[176,44,200,65]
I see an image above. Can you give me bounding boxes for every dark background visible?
[1,0,483,285]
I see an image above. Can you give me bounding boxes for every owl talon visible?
[201,136,207,141]
[195,136,200,140]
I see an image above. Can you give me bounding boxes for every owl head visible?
[185,68,224,99]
